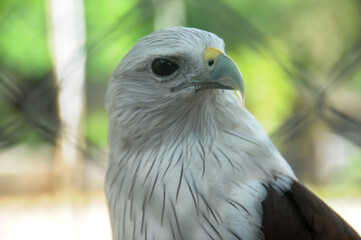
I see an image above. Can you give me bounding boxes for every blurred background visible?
[0,0,360,239]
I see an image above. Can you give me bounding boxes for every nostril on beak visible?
[208,59,214,67]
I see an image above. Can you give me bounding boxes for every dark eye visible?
[151,58,179,76]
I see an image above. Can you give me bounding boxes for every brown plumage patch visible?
[261,180,360,240]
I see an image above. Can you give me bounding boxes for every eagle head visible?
[106,27,245,146]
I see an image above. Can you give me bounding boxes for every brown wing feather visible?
[261,180,361,240]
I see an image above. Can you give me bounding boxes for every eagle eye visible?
[151,58,179,77]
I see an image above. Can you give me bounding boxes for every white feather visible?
[105,27,296,240]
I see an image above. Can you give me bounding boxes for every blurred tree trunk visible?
[47,0,86,193]
[152,0,186,29]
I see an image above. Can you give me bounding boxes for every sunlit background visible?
[0,0,360,239]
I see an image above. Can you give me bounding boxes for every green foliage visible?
[0,0,51,78]
[85,111,108,147]
[0,0,360,188]
[84,0,154,83]
[231,48,296,132]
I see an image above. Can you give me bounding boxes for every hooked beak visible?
[171,47,245,104]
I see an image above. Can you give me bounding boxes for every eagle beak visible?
[171,47,245,104]
[204,48,245,95]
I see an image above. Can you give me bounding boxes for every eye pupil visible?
[152,58,179,76]
[208,59,214,67]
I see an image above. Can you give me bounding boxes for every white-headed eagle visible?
[105,27,360,240]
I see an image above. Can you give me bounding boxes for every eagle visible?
[105,27,360,240]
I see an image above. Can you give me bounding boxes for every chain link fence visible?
[0,0,360,191]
